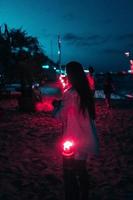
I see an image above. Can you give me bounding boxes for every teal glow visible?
[42,65,49,69]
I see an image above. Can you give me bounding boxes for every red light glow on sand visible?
[35,97,54,112]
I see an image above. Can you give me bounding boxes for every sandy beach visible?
[0,97,133,200]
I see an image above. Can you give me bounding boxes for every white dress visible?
[56,88,99,160]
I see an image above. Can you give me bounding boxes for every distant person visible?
[18,51,33,95]
[87,66,96,96]
[32,85,42,102]
[53,61,99,200]
[103,72,114,108]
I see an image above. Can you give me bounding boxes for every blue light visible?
[42,65,49,69]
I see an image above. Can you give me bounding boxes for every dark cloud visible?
[103,48,124,55]
[116,33,133,41]
[63,33,82,41]
[63,33,109,47]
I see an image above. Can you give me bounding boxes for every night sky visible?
[0,0,133,72]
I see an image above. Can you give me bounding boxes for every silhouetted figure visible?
[17,51,35,112]
[53,61,99,200]
[18,51,33,94]
[103,72,114,108]
[32,85,42,102]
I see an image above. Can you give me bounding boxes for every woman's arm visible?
[52,90,73,119]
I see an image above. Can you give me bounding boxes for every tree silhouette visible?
[0,24,56,111]
[0,24,57,83]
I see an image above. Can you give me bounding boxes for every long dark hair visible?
[66,61,95,119]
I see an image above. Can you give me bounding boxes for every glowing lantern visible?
[62,140,74,157]
[62,140,75,171]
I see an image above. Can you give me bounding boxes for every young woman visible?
[53,61,99,200]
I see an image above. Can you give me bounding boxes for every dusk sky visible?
[0,0,133,72]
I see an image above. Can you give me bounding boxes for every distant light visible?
[56,69,60,73]
[54,67,56,70]
[42,65,49,69]
[125,94,133,98]
[32,83,39,88]
[11,47,20,53]
[60,74,66,77]
[22,47,29,52]
[84,69,89,73]
[128,70,133,74]
[125,52,130,57]
[61,70,65,74]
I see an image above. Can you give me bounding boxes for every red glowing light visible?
[63,141,73,151]
[62,82,66,88]
[62,140,74,157]
[59,75,69,91]
[35,98,54,112]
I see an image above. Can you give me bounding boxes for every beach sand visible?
[0,98,133,200]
